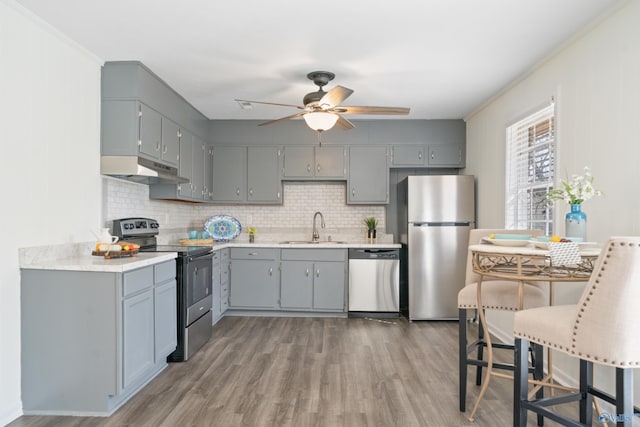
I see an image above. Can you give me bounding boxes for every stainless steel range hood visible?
[101,156,189,185]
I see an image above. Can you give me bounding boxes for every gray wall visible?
[208,119,465,146]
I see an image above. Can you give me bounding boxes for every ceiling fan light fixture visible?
[303,112,338,131]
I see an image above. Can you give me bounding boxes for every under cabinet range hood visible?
[101,156,189,185]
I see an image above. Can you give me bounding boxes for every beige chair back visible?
[465,229,543,286]
[571,237,640,366]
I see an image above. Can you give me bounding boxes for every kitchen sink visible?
[279,240,347,244]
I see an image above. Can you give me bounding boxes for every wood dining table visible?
[466,240,601,422]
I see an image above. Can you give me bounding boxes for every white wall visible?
[465,0,640,402]
[0,2,102,424]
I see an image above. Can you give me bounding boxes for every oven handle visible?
[188,252,213,263]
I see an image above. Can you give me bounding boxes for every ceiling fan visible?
[235,71,410,132]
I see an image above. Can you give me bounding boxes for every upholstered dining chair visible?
[458,228,546,418]
[514,236,640,426]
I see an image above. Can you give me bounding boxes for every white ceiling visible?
[15,0,621,121]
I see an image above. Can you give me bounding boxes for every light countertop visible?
[20,252,177,273]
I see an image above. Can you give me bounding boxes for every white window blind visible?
[505,102,555,234]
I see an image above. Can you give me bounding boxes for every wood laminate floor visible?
[9,316,597,427]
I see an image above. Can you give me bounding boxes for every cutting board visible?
[178,239,214,246]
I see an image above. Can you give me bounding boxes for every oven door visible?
[186,252,213,307]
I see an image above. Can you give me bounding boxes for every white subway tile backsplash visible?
[103,179,386,239]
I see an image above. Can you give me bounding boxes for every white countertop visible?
[20,252,177,273]
[19,240,400,273]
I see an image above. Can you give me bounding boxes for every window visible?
[505,101,555,234]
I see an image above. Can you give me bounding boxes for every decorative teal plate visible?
[204,215,242,242]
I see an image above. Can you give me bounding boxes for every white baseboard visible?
[0,402,22,427]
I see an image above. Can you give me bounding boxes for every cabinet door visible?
[229,260,278,308]
[191,137,206,200]
[313,262,345,310]
[161,118,180,168]
[248,146,282,203]
[178,131,194,198]
[205,145,214,201]
[348,146,389,204]
[122,289,155,389]
[283,146,314,178]
[154,280,177,360]
[211,146,246,201]
[315,146,346,178]
[427,143,465,167]
[138,103,162,161]
[280,261,313,309]
[392,145,426,166]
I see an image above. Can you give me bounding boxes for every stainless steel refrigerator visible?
[398,175,475,320]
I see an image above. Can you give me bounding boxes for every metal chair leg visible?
[459,308,467,412]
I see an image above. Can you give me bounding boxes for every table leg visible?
[468,276,492,422]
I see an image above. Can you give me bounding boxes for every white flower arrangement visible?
[546,166,603,205]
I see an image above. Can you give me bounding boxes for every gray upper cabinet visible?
[149,132,210,202]
[211,146,246,202]
[282,146,346,180]
[247,146,283,204]
[210,146,282,204]
[391,144,425,166]
[427,143,465,167]
[348,146,389,204]
[160,117,180,168]
[390,143,465,168]
[102,61,210,171]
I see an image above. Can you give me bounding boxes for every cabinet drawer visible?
[154,260,176,284]
[123,266,153,297]
[230,248,279,260]
[281,249,347,262]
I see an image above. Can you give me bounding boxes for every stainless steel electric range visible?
[112,218,212,362]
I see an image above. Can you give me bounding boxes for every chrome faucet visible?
[312,211,326,242]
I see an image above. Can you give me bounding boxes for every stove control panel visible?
[112,218,159,238]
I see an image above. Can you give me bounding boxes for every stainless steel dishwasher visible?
[348,248,400,317]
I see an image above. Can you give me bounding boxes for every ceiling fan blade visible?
[334,115,355,130]
[337,106,410,115]
[258,112,307,126]
[235,99,305,110]
[318,86,354,109]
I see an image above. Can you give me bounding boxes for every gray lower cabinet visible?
[229,248,279,309]
[280,249,347,311]
[348,146,389,204]
[211,249,229,324]
[20,259,177,415]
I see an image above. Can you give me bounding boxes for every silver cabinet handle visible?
[305,268,309,277]
[418,151,423,160]
[236,187,240,196]
[431,151,435,160]
[156,140,161,151]
[316,268,320,278]
[307,163,311,173]
[269,267,273,276]
[249,188,253,196]
[248,252,258,256]
[317,164,321,173]
[352,188,356,196]
[277,191,281,199]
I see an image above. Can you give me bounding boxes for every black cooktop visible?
[140,245,211,257]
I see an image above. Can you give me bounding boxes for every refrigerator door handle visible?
[413,222,472,227]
